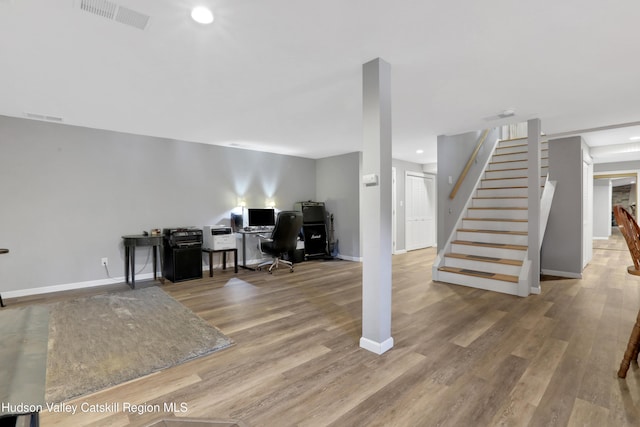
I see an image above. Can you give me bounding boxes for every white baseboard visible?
[1,273,154,299]
[338,254,362,262]
[541,269,582,279]
[393,249,407,255]
[593,236,610,240]
[530,286,541,295]
[359,336,394,355]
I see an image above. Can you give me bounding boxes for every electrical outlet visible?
[101,257,108,266]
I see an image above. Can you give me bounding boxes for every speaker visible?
[295,201,327,224]
[163,246,202,283]
[303,224,328,257]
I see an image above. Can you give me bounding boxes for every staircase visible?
[434,137,549,296]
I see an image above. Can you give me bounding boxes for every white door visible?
[405,172,435,250]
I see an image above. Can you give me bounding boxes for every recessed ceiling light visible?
[191,6,214,24]
[416,149,424,154]
[630,136,640,141]
[498,109,516,118]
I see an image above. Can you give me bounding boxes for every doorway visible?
[405,172,435,250]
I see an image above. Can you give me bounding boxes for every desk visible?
[122,235,163,289]
[202,248,238,277]
[236,229,270,270]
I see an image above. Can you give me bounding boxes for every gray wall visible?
[436,128,500,250]
[593,179,612,239]
[315,152,361,259]
[0,115,316,293]
[541,136,584,275]
[392,158,430,252]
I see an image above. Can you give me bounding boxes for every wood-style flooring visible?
[8,232,640,426]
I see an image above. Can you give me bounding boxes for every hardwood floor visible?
[10,236,640,426]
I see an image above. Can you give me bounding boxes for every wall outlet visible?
[101,257,108,266]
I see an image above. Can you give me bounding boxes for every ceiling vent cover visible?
[78,0,150,30]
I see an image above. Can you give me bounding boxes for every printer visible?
[203,225,235,250]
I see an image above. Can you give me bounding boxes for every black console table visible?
[0,248,8,307]
[122,235,163,289]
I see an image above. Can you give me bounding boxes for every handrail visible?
[449,129,490,199]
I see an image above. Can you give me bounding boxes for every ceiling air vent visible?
[25,112,64,122]
[78,0,150,30]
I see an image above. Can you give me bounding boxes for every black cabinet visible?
[163,246,202,283]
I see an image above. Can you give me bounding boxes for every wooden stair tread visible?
[493,149,549,156]
[463,217,528,222]
[482,176,546,181]
[477,186,545,190]
[438,266,519,283]
[496,142,549,150]
[491,158,549,164]
[468,206,527,210]
[445,252,523,266]
[473,196,527,199]
[457,228,527,235]
[486,167,528,172]
[451,240,528,250]
[498,137,528,142]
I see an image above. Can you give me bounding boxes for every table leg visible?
[131,248,136,289]
[159,245,164,283]
[152,245,157,280]
[124,246,130,285]
[0,294,5,307]
[234,249,238,273]
[223,252,227,270]
[209,251,213,278]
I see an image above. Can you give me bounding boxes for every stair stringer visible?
[432,136,501,282]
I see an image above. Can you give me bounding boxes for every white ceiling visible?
[2,0,640,164]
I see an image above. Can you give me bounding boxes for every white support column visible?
[527,118,541,293]
[360,58,393,355]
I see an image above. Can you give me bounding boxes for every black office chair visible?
[257,211,303,273]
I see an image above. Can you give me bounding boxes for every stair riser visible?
[477,187,528,198]
[488,158,549,170]
[491,152,528,163]
[444,257,522,276]
[467,208,527,220]
[462,219,528,232]
[484,168,525,179]
[496,141,549,150]
[497,139,528,148]
[436,270,520,295]
[451,243,527,260]
[495,145,533,155]
[472,198,528,208]
[457,231,528,246]
[485,167,548,179]
[481,177,546,188]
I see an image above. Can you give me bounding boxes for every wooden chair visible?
[613,205,640,378]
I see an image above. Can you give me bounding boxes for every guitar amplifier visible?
[295,201,327,224]
[302,224,328,257]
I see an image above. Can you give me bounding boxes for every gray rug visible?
[45,287,233,403]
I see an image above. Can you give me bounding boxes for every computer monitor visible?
[248,208,275,227]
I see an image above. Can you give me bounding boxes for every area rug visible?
[45,287,233,403]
